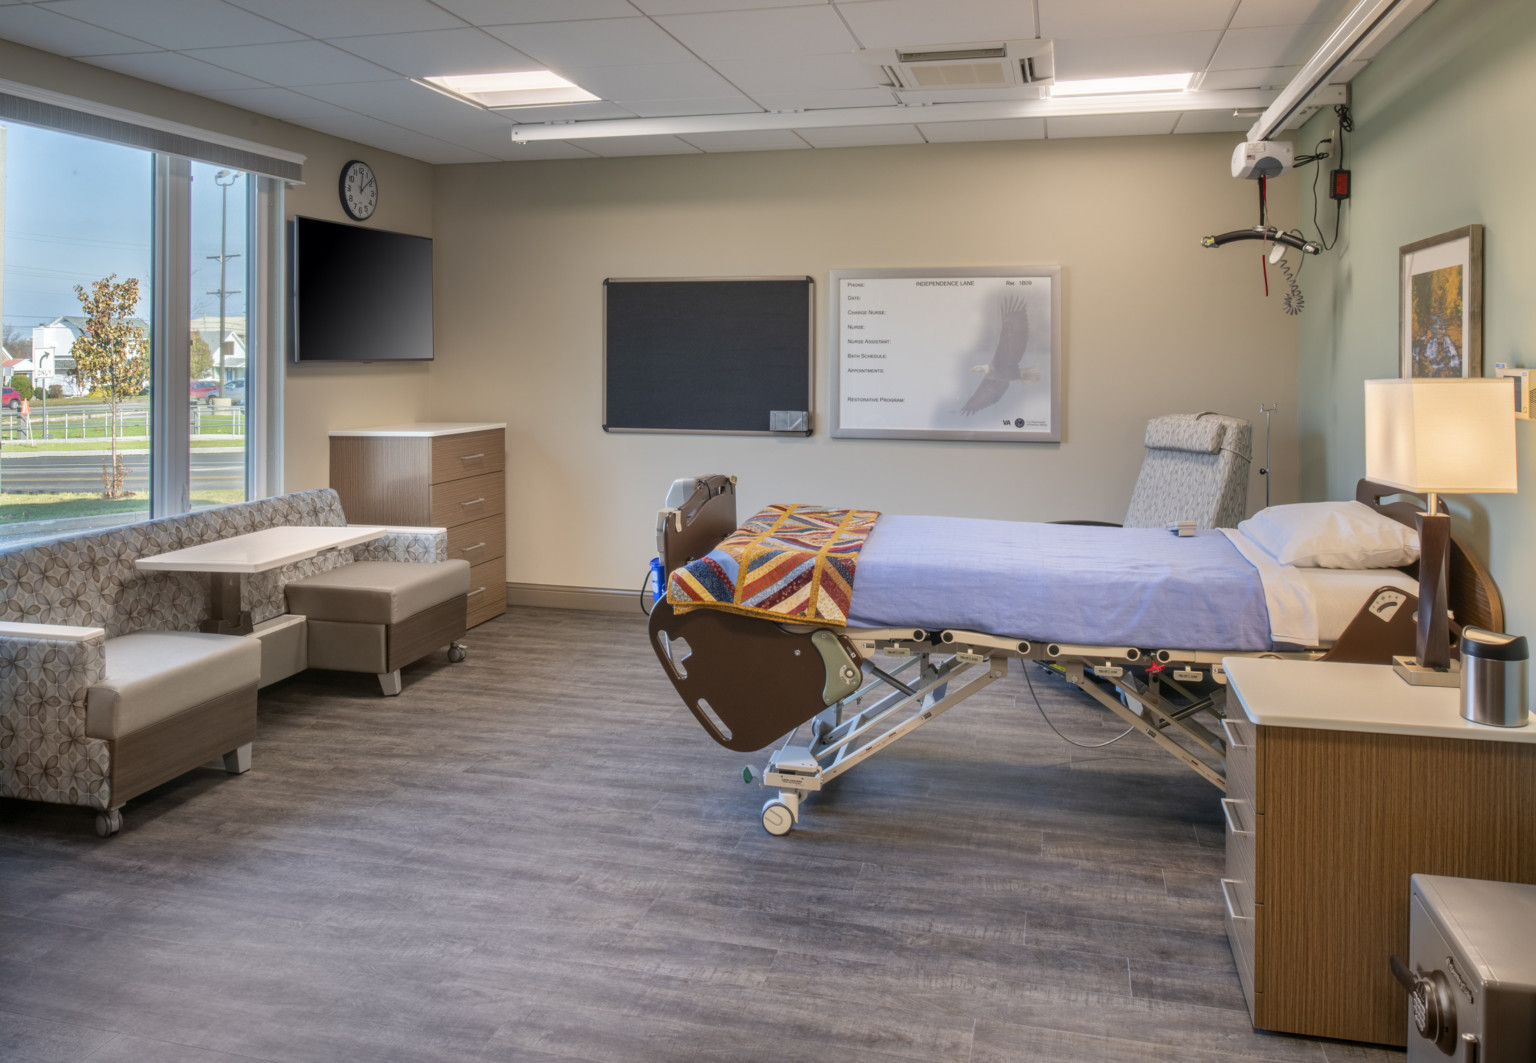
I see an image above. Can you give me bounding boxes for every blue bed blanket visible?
[845,515,1273,651]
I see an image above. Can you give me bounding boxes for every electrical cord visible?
[1311,104,1353,251]
[1020,661,1136,748]
[639,570,655,615]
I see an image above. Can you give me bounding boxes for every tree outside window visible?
[69,275,150,499]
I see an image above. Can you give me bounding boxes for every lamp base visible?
[1392,655,1461,688]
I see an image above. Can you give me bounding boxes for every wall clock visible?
[338,159,377,221]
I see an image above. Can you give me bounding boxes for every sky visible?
[1,120,249,341]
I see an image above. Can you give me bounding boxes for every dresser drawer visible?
[447,516,504,566]
[1223,795,1259,903]
[466,555,506,628]
[1222,715,1259,813]
[1223,873,1259,1010]
[431,429,504,485]
[431,470,505,528]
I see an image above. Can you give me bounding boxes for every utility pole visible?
[208,170,241,398]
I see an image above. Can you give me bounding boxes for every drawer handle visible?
[467,587,486,598]
[459,453,485,463]
[459,497,486,508]
[459,542,486,554]
[1220,878,1253,923]
[1219,717,1253,750]
[1220,798,1253,837]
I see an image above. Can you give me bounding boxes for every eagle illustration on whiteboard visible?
[960,294,1040,416]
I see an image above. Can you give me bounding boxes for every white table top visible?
[134,525,385,574]
[328,422,505,438]
[1223,657,1536,743]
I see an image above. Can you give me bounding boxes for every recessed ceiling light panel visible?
[421,70,600,108]
[1050,73,1194,97]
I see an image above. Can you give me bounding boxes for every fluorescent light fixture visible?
[420,70,600,108]
[1050,72,1193,97]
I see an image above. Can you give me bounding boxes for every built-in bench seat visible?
[0,489,461,835]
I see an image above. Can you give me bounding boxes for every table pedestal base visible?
[202,572,252,636]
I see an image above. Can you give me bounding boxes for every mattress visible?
[846,515,1418,651]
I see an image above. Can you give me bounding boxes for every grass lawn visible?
[0,490,244,523]
[0,438,242,454]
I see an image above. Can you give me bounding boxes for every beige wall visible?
[432,135,1302,591]
[0,40,435,493]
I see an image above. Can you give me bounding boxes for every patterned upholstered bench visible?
[0,489,448,834]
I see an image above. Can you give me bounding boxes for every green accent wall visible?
[1298,0,1536,636]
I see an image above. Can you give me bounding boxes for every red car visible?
[190,381,220,401]
[2,386,20,412]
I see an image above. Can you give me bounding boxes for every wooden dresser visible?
[1221,657,1536,1046]
[328,422,507,628]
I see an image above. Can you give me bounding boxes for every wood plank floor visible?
[0,607,1405,1063]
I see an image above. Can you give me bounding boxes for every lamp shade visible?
[1365,378,1518,494]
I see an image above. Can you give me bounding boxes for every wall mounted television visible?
[288,216,433,363]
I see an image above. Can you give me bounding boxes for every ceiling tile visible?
[223,0,466,38]
[327,28,539,77]
[555,61,739,101]
[896,85,1040,104]
[1198,64,1300,90]
[181,40,399,85]
[796,123,923,148]
[201,85,376,124]
[291,107,494,162]
[917,116,1045,142]
[500,101,638,122]
[1172,109,1256,133]
[1052,31,1222,80]
[711,53,879,93]
[491,139,603,161]
[433,0,638,24]
[746,87,897,111]
[0,4,156,55]
[487,18,696,69]
[80,50,270,93]
[564,134,703,156]
[1040,0,1236,38]
[297,79,507,129]
[654,7,858,61]
[1229,0,1346,29]
[835,0,1037,50]
[632,0,825,13]
[621,96,763,118]
[42,0,301,50]
[678,128,811,152]
[1045,112,1179,138]
[1208,24,1329,70]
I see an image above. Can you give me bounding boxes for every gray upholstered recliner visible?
[1123,412,1253,529]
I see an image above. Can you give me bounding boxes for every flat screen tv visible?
[288,216,433,362]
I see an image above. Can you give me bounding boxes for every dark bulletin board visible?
[603,276,814,435]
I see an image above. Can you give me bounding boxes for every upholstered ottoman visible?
[285,560,470,695]
[90,631,261,836]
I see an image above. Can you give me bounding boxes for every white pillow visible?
[1238,500,1420,569]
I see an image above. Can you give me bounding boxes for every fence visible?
[0,405,244,443]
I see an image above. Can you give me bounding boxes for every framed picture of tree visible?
[1400,225,1483,378]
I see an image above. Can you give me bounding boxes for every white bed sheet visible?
[1220,528,1419,647]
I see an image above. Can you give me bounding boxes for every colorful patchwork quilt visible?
[666,504,881,626]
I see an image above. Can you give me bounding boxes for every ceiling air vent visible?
[863,39,1055,95]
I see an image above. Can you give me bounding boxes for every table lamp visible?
[1364,378,1518,686]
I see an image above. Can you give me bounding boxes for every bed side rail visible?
[656,474,738,575]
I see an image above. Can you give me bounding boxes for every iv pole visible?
[1258,403,1277,508]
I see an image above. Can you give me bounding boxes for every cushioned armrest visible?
[0,623,111,807]
[353,526,448,563]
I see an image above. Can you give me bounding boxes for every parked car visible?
[190,380,220,402]
[2,386,19,412]
[222,379,246,405]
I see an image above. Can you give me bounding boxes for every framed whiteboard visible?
[830,266,1061,442]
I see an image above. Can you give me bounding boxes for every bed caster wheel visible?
[94,809,122,837]
[448,641,468,663]
[761,800,795,837]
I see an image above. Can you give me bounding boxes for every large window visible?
[0,118,277,546]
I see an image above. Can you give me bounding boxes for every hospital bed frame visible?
[648,476,1502,835]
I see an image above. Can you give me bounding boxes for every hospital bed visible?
[646,475,1501,835]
